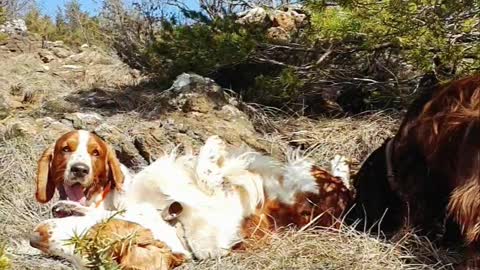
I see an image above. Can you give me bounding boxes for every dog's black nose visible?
[70,163,90,177]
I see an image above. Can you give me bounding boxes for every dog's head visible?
[35,130,124,206]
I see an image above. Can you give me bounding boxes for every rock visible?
[65,89,117,109]
[170,73,221,93]
[80,44,89,51]
[94,123,147,170]
[35,117,73,138]
[236,7,268,25]
[4,120,35,139]
[38,50,56,63]
[133,73,284,160]
[130,69,141,79]
[0,19,28,35]
[271,9,297,32]
[51,47,72,58]
[44,40,66,48]
[0,35,31,52]
[63,112,103,129]
[266,27,290,42]
[133,128,169,163]
[164,73,226,113]
[43,99,80,114]
[61,65,84,71]
[236,6,308,42]
[66,51,113,65]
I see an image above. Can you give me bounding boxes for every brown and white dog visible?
[30,135,353,268]
[35,130,133,209]
[349,74,480,246]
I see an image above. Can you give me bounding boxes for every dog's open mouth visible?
[64,183,87,205]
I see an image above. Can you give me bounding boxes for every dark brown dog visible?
[349,74,480,246]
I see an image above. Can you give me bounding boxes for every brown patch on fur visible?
[35,146,56,203]
[448,181,480,244]
[238,165,352,250]
[85,133,123,202]
[30,225,52,253]
[86,219,183,270]
[237,209,273,250]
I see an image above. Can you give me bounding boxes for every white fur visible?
[125,138,319,259]
[280,150,319,204]
[126,147,262,259]
[195,135,228,194]
[64,130,93,187]
[330,155,351,189]
[100,164,134,210]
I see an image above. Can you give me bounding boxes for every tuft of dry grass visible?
[254,110,399,173]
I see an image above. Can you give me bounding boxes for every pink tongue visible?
[64,184,87,205]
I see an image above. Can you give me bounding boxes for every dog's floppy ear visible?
[162,201,184,221]
[36,146,55,203]
[107,146,124,191]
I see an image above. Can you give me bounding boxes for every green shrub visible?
[309,7,360,41]
[307,0,480,74]
[147,17,262,82]
[251,68,305,106]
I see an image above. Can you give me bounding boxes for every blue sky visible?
[36,0,199,17]
[37,0,101,16]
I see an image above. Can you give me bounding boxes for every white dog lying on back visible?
[30,136,352,269]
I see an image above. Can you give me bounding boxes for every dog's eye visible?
[63,146,71,152]
[92,149,100,156]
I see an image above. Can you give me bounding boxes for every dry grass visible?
[0,54,71,103]
[0,108,464,269]
[0,48,140,122]
[180,226,458,270]
[250,108,399,174]
[0,137,64,269]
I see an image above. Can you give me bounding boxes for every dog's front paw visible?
[196,136,229,194]
[51,200,90,218]
[330,155,351,189]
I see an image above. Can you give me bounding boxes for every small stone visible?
[38,50,56,63]
[64,112,103,129]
